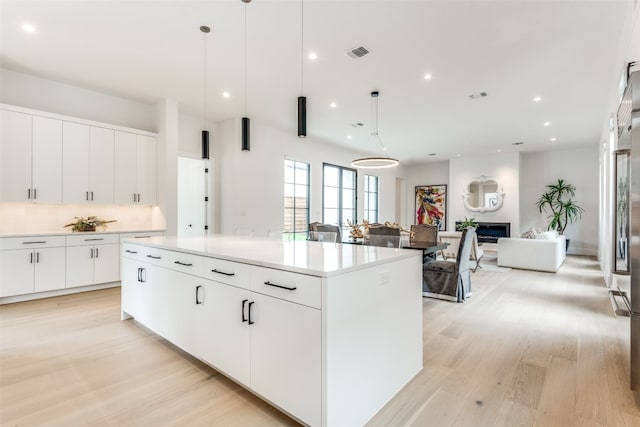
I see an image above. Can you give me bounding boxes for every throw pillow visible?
[520,227,543,239]
[536,231,558,240]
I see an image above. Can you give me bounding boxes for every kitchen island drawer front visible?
[138,247,167,267]
[119,231,164,243]
[251,267,321,309]
[203,257,251,289]
[164,251,204,276]
[122,243,145,261]
[0,235,66,250]
[66,234,119,247]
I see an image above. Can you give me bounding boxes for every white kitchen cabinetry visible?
[0,236,66,298]
[66,234,119,288]
[114,131,157,205]
[62,122,114,204]
[0,110,62,203]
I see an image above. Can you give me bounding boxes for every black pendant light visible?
[297,0,306,138]
[201,25,210,159]
[241,0,251,150]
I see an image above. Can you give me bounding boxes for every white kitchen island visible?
[121,235,423,427]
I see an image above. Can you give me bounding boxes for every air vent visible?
[345,45,370,59]
[468,92,488,100]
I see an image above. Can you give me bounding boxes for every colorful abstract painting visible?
[415,185,447,230]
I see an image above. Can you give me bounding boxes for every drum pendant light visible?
[297,0,306,138]
[351,91,399,169]
[241,0,251,151]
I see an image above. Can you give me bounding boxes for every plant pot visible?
[72,224,96,232]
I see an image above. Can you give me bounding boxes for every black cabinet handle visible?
[86,191,89,201]
[248,301,255,325]
[211,268,235,277]
[23,241,46,245]
[84,238,104,241]
[174,261,193,267]
[33,189,37,199]
[91,191,94,201]
[195,285,203,304]
[95,248,99,258]
[90,248,94,259]
[36,252,39,263]
[263,281,297,291]
[30,252,33,264]
[242,299,248,322]
[125,249,138,254]
[27,188,31,199]
[137,267,142,282]
[146,255,161,259]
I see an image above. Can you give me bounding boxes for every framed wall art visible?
[415,184,447,230]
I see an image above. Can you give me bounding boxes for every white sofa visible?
[497,231,566,272]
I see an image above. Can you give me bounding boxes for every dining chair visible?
[422,227,475,302]
[308,222,342,242]
[365,234,402,248]
[368,225,401,237]
[410,224,438,245]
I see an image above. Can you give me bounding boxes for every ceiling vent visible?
[468,92,488,100]
[345,45,370,59]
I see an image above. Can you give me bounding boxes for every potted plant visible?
[456,217,478,231]
[535,179,584,249]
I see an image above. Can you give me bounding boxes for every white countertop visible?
[1,229,164,238]
[123,235,421,277]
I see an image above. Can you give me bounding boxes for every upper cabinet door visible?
[114,131,137,204]
[1,110,32,202]
[32,116,62,204]
[89,126,114,204]
[137,135,156,205]
[63,122,90,204]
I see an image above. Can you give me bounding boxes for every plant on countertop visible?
[535,178,584,235]
[65,216,117,232]
[456,217,478,231]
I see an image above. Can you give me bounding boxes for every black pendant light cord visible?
[244,2,248,117]
[300,0,304,95]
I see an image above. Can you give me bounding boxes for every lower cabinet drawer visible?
[203,257,251,289]
[250,267,321,309]
[0,235,66,250]
[164,251,204,276]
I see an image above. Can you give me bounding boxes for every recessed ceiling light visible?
[428,153,437,156]
[544,122,551,126]
[222,91,230,99]
[424,73,432,80]
[347,135,352,140]
[533,96,542,102]
[351,122,364,127]
[457,154,461,158]
[308,51,317,60]
[22,23,36,33]
[469,92,488,100]
[330,102,337,108]
[550,137,557,142]
[512,141,524,146]
[497,149,502,153]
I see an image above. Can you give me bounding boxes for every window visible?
[323,163,356,230]
[364,174,379,223]
[284,160,310,240]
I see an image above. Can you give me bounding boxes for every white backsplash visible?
[0,203,165,234]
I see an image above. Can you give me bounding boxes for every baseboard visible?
[0,282,120,305]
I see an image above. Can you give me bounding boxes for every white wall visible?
[404,161,449,228]
[0,68,155,131]
[215,118,406,237]
[449,153,520,234]
[521,148,599,256]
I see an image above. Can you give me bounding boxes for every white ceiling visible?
[0,0,634,164]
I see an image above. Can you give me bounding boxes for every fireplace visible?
[454,221,511,243]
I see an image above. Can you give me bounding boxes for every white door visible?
[137,135,156,205]
[93,243,120,284]
[250,294,322,427]
[114,131,138,204]
[89,126,114,204]
[0,249,34,297]
[32,116,63,204]
[0,110,32,202]
[62,122,90,204]
[65,245,94,288]
[34,247,66,292]
[178,157,206,237]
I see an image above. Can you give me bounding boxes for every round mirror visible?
[463,177,504,213]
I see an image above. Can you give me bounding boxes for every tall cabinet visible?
[114,131,157,205]
[0,110,63,203]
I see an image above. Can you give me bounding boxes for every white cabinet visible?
[0,236,66,297]
[66,234,119,288]
[63,122,114,204]
[0,110,62,203]
[114,131,156,205]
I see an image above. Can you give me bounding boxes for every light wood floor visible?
[1,256,638,426]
